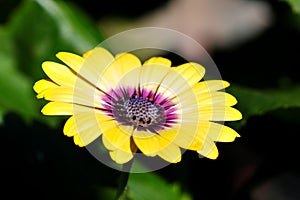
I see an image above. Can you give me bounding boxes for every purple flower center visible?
[124,97,161,127]
[102,87,178,133]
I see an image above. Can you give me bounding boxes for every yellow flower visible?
[33,47,242,164]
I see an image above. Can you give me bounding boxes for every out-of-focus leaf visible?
[228,84,300,127]
[35,0,103,51]
[1,0,104,125]
[127,172,192,200]
[282,0,300,13]
[96,187,117,200]
[277,0,300,35]
[0,104,5,124]
[0,27,38,123]
[8,0,104,79]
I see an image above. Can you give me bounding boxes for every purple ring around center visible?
[101,87,179,133]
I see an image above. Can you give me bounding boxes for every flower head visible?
[33,47,242,164]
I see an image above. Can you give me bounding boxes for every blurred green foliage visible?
[229,84,300,128]
[283,0,300,13]
[1,0,300,199]
[96,172,191,200]
[127,172,192,200]
[0,27,37,123]
[0,0,104,125]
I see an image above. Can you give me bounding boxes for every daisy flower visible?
[33,47,242,164]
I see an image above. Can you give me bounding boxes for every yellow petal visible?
[33,79,58,93]
[101,52,142,90]
[203,122,240,142]
[109,140,134,164]
[174,85,199,126]
[203,106,242,121]
[56,51,84,72]
[143,57,171,67]
[72,76,106,108]
[156,63,201,98]
[133,131,171,156]
[197,92,238,107]
[178,80,232,114]
[102,135,116,150]
[159,120,240,152]
[157,143,181,163]
[78,47,115,90]
[192,80,230,94]
[197,139,219,159]
[182,121,240,151]
[160,62,204,102]
[79,47,141,93]
[33,79,58,98]
[114,52,142,72]
[43,85,104,109]
[41,101,95,115]
[72,124,101,147]
[43,87,74,102]
[101,122,127,150]
[184,106,242,121]
[63,113,112,137]
[41,102,73,115]
[82,46,113,59]
[161,123,206,151]
[63,116,78,137]
[109,150,133,164]
[65,112,114,146]
[73,134,84,146]
[172,62,205,86]
[97,117,118,132]
[139,60,171,91]
[102,125,133,151]
[41,61,76,86]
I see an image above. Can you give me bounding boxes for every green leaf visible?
[8,0,104,79]
[96,187,117,200]
[228,84,300,127]
[34,0,103,52]
[279,0,300,31]
[127,172,192,200]
[282,0,300,13]
[0,27,38,123]
[1,0,104,126]
[0,104,6,124]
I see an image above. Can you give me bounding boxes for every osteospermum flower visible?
[33,47,242,164]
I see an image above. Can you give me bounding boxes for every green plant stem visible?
[115,160,133,200]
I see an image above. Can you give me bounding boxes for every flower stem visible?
[115,160,133,200]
